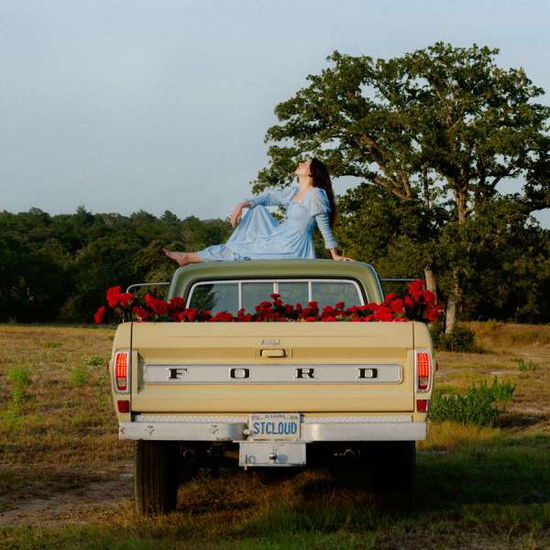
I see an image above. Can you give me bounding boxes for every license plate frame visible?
[249,413,301,440]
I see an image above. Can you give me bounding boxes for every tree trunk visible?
[423,267,438,303]
[445,268,460,334]
[445,296,457,334]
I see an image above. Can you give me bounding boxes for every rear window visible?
[187,279,364,314]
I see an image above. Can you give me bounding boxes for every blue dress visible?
[197,184,338,261]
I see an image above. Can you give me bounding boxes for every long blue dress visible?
[197,184,338,261]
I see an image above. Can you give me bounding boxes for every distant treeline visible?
[0,203,548,324]
[0,207,231,323]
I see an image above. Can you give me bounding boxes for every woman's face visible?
[294,159,312,177]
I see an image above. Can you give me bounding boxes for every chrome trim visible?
[143,363,403,385]
[119,420,426,441]
[134,414,412,424]
[125,282,170,294]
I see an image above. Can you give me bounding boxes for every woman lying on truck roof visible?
[163,158,354,267]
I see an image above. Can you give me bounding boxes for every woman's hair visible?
[309,158,336,228]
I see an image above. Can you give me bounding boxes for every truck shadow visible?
[413,434,549,510]
[289,434,550,513]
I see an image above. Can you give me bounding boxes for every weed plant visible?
[6,366,31,408]
[85,355,104,367]
[69,364,89,387]
[515,358,539,371]
[430,377,515,426]
[430,323,480,352]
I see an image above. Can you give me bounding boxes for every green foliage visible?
[85,355,105,367]
[7,366,31,408]
[43,341,61,349]
[0,208,232,323]
[256,41,550,324]
[515,358,539,372]
[431,323,479,352]
[430,378,515,426]
[68,364,89,387]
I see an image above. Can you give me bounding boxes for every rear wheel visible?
[134,440,179,515]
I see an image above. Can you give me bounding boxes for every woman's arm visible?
[230,201,252,228]
[231,186,297,228]
[315,213,354,261]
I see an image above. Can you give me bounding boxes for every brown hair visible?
[309,158,336,228]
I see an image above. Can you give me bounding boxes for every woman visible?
[163,158,354,266]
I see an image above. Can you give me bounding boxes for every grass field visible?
[0,322,548,549]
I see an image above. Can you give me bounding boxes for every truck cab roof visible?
[166,259,385,303]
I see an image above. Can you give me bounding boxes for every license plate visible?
[249,413,300,440]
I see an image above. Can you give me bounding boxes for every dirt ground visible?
[0,322,548,542]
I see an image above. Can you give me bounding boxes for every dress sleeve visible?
[308,187,331,217]
[246,185,297,208]
[315,212,339,249]
[308,188,338,249]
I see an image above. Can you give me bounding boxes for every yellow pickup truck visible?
[109,260,435,514]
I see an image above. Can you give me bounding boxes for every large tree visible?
[254,42,549,331]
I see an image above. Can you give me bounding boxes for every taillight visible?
[416,399,429,412]
[114,351,130,392]
[416,350,432,392]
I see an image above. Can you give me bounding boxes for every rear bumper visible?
[119,414,426,442]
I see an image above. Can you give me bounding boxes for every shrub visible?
[431,323,479,352]
[85,355,104,367]
[7,366,31,408]
[515,358,539,371]
[430,377,515,426]
[69,364,89,387]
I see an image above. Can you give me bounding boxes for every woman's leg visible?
[162,249,203,267]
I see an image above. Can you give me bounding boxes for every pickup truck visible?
[109,259,435,514]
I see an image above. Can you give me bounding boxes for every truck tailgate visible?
[129,322,415,413]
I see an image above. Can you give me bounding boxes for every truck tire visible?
[134,440,179,515]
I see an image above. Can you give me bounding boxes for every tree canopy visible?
[255,42,550,329]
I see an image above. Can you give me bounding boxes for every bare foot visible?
[163,248,190,267]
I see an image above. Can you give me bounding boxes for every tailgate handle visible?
[260,349,286,358]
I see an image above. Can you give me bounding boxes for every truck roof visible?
[166,259,384,302]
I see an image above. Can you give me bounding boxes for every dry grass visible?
[0,321,548,548]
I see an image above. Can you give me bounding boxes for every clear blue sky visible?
[1,0,548,226]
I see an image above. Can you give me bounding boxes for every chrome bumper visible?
[119,414,426,441]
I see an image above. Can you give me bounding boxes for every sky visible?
[0,0,548,227]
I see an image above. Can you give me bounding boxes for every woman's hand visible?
[330,249,355,262]
[230,203,245,228]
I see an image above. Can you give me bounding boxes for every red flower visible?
[93,305,106,324]
[209,311,234,322]
[144,294,169,316]
[106,286,122,308]
[170,297,185,309]
[270,293,281,300]
[322,316,337,322]
[335,301,345,310]
[408,279,425,299]
[421,289,436,306]
[425,306,443,323]
[132,306,150,322]
[388,298,404,314]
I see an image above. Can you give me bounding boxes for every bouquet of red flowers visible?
[94,279,443,324]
